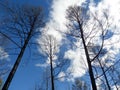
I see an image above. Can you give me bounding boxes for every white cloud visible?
[89,0,120,60]
[38,0,120,88]
[89,0,120,32]
[64,48,88,77]
[38,0,86,77]
[44,0,86,42]
[45,0,87,78]
[40,0,120,78]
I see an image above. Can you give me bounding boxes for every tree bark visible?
[78,21,97,90]
[2,26,33,90]
[49,38,55,90]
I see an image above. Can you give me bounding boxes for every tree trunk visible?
[50,56,55,90]
[78,21,97,90]
[2,28,33,90]
[49,38,55,90]
[49,37,55,90]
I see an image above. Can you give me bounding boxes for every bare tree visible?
[0,3,44,90]
[39,34,59,90]
[39,34,69,90]
[66,6,97,90]
[44,35,58,89]
[65,5,117,90]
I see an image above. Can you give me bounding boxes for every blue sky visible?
[1,0,120,90]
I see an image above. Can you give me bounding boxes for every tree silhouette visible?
[0,3,44,90]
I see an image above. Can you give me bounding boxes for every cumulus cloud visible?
[42,0,86,78]
[37,0,86,75]
[64,48,88,77]
[38,0,120,86]
[89,0,120,31]
[44,0,86,41]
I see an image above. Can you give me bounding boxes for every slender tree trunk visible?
[49,38,55,90]
[78,21,97,90]
[2,27,33,90]
[50,56,55,90]
[97,58,111,90]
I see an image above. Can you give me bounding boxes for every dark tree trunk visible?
[0,3,44,90]
[50,56,55,90]
[49,38,55,90]
[78,21,97,90]
[2,27,33,90]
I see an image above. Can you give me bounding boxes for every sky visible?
[1,0,120,90]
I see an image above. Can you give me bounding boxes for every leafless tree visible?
[65,5,117,90]
[39,34,69,90]
[39,34,59,90]
[66,6,97,90]
[0,2,44,90]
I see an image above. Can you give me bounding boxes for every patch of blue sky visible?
[93,0,101,6]
[104,30,114,40]
[100,30,114,40]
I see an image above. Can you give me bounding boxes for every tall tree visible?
[39,34,68,90]
[0,3,44,90]
[39,34,59,90]
[66,6,97,90]
[65,5,116,89]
